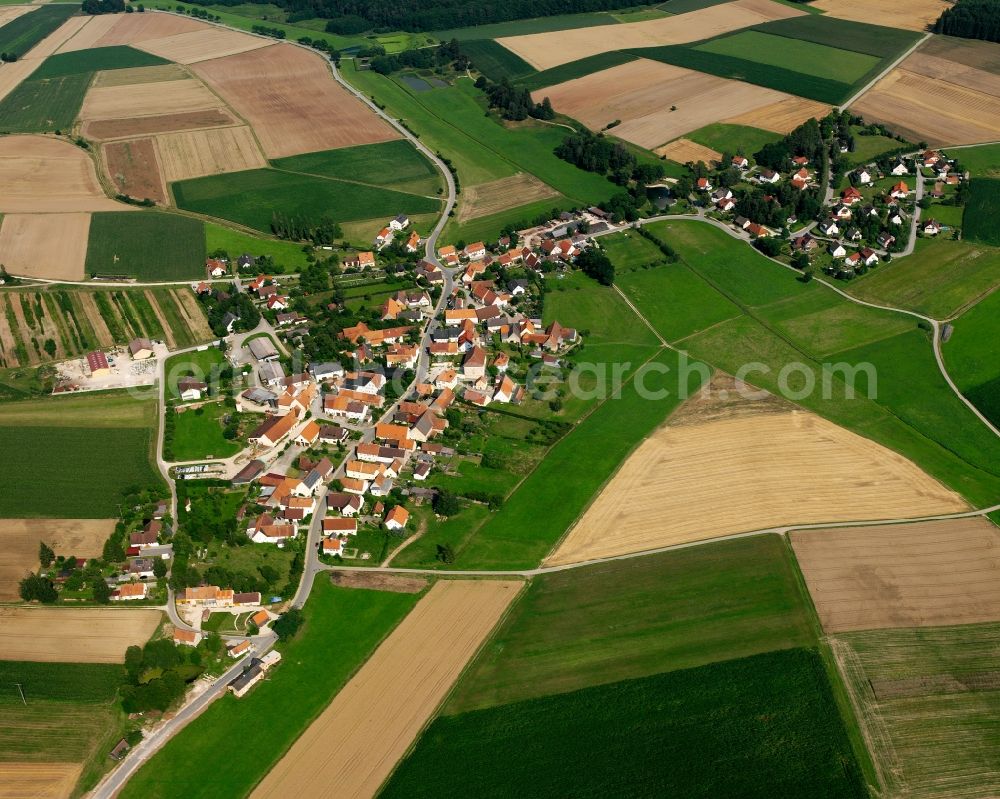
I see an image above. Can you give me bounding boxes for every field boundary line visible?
[839,31,931,110]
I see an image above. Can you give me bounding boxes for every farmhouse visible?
[173,628,201,647]
[112,582,148,601]
[343,251,376,270]
[385,505,409,530]
[177,585,235,606]
[128,338,155,360]
[87,351,111,377]
[178,377,208,402]
[249,410,299,448]
[248,337,279,362]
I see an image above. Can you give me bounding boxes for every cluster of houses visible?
[374,213,421,254]
[109,504,173,600]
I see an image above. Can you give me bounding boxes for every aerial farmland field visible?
[85,212,206,280]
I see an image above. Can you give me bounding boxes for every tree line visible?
[934,0,1000,42]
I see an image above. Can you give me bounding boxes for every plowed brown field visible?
[0,519,114,601]
[545,410,967,566]
[135,26,272,64]
[0,607,161,663]
[655,137,722,165]
[193,43,400,157]
[499,0,804,70]
[792,517,1000,632]
[155,125,266,181]
[103,138,167,204]
[724,96,832,134]
[534,58,790,149]
[83,108,236,140]
[811,0,949,31]
[0,763,82,799]
[251,580,522,799]
[0,135,126,212]
[80,77,223,120]
[0,214,90,280]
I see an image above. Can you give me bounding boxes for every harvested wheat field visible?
[851,69,1000,146]
[0,5,36,28]
[21,15,91,61]
[724,96,832,134]
[0,763,83,799]
[792,517,1000,633]
[655,137,722,165]
[811,0,949,31]
[83,108,236,140]
[194,44,399,158]
[135,26,272,64]
[80,77,223,121]
[0,59,38,104]
[499,0,803,70]
[0,135,124,212]
[92,63,187,89]
[534,58,791,149]
[88,10,204,48]
[251,580,522,799]
[155,125,265,181]
[52,12,118,52]
[0,519,114,601]
[545,407,967,566]
[458,173,559,222]
[0,214,90,280]
[103,138,167,204]
[0,607,160,663]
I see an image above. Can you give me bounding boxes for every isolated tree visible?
[19,573,57,603]
[92,578,111,604]
[39,541,55,568]
[153,558,167,579]
[43,339,56,358]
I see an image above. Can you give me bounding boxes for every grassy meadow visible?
[119,579,421,799]
[944,288,1000,427]
[962,178,1000,246]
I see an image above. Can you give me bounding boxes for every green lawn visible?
[0,392,162,517]
[384,648,868,799]
[846,236,1000,318]
[270,139,443,197]
[844,131,907,167]
[638,220,1000,506]
[165,348,227,399]
[86,212,206,281]
[0,4,76,55]
[119,578,421,799]
[169,402,241,461]
[695,31,881,83]
[926,201,964,228]
[204,223,313,271]
[836,623,1000,799]
[172,168,441,234]
[0,72,91,133]
[945,288,1000,427]
[598,230,667,271]
[447,534,814,713]
[685,122,781,159]
[0,661,126,797]
[952,142,1000,177]
[29,46,167,79]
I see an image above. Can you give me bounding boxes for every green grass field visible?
[685,122,781,158]
[204,223,313,271]
[86,213,207,281]
[172,168,441,234]
[836,623,1000,799]
[755,14,921,58]
[29,46,167,79]
[384,648,868,799]
[846,237,1000,318]
[170,402,241,461]
[945,289,1000,427]
[962,178,1000,245]
[0,661,126,796]
[165,348,227,399]
[0,4,76,55]
[695,30,881,83]
[0,391,162,517]
[518,50,639,91]
[0,72,91,133]
[119,579,421,799]
[598,230,667,270]
[844,131,907,167]
[270,139,442,196]
[447,535,814,713]
[459,38,536,81]
[953,142,1000,177]
[638,221,1000,506]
